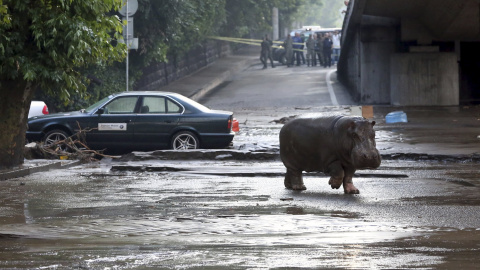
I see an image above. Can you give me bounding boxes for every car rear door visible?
[87,95,139,150]
[133,96,181,149]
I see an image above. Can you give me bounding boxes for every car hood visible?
[28,110,85,121]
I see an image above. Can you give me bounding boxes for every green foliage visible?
[35,63,126,112]
[129,0,226,67]
[0,0,11,25]
[0,0,126,101]
[298,0,344,28]
[221,0,307,38]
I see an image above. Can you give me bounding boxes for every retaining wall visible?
[135,41,230,91]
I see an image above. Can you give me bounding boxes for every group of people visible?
[260,30,341,69]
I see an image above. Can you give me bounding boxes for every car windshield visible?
[83,96,112,113]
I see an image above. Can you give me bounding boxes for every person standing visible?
[292,32,303,66]
[300,33,306,65]
[315,33,324,67]
[266,35,275,68]
[332,30,341,65]
[322,33,333,68]
[260,35,275,68]
[306,34,316,67]
[283,34,293,67]
[260,36,268,69]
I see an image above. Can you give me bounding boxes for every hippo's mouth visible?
[352,150,381,169]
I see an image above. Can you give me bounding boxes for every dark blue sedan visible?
[26,91,236,152]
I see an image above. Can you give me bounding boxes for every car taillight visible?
[42,105,49,115]
[227,118,232,130]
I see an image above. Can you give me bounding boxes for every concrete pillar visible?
[272,7,279,40]
[390,53,459,106]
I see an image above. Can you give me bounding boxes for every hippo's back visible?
[279,115,345,171]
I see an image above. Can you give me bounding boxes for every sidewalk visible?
[160,45,259,101]
[0,160,82,181]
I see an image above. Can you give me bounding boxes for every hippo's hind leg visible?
[285,168,306,190]
[327,161,344,190]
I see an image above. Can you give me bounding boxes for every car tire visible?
[171,131,199,150]
[43,129,72,152]
[280,53,287,65]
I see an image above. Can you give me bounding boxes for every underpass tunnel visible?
[459,42,480,105]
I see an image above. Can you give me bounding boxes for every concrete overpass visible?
[338,0,480,105]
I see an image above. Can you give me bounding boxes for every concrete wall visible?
[339,27,361,101]
[359,25,397,104]
[390,53,459,105]
[338,20,397,105]
[135,41,230,91]
[338,0,479,105]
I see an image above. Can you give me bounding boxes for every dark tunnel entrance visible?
[459,42,480,105]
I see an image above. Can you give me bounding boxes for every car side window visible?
[104,97,138,114]
[142,97,166,114]
[167,99,182,113]
[141,96,183,114]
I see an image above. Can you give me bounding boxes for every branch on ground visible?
[24,122,119,161]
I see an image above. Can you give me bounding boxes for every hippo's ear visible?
[371,121,376,127]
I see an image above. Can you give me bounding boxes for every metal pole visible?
[126,0,129,91]
[272,7,279,40]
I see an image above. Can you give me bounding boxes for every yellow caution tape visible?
[208,36,304,51]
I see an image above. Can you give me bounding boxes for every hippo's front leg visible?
[327,161,344,189]
[285,168,307,190]
[343,168,359,194]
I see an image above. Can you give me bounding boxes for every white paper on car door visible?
[98,123,128,131]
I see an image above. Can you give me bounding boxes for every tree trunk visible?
[0,79,36,169]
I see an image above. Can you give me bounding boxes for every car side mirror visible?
[96,108,105,115]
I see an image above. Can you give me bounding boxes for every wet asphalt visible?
[1,157,480,269]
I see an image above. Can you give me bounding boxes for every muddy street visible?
[1,157,480,269]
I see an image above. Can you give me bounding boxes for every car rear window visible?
[141,96,183,114]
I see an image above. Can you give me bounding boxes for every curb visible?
[116,150,480,163]
[0,160,83,181]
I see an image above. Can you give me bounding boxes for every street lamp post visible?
[119,0,138,92]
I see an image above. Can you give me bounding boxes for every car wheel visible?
[43,129,72,152]
[171,131,199,150]
[280,53,287,65]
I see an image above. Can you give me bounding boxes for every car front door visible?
[133,96,181,150]
[87,96,139,150]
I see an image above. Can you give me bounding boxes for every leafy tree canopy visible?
[295,0,345,28]
[130,0,226,67]
[0,0,126,101]
[221,0,308,38]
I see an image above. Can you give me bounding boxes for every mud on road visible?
[1,156,480,269]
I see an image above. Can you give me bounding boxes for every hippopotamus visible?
[279,115,381,194]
